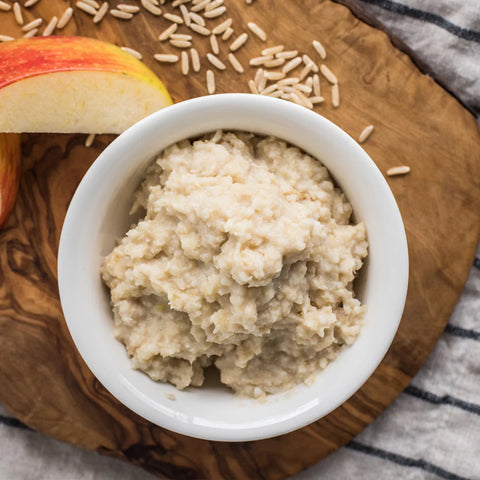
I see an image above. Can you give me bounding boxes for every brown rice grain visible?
[121,46,142,59]
[331,83,340,108]
[76,1,97,15]
[189,11,205,26]
[282,56,302,74]
[249,55,272,66]
[42,16,57,35]
[170,39,191,48]
[206,52,226,70]
[206,69,215,94]
[117,4,140,13]
[212,17,232,34]
[275,50,298,59]
[278,77,299,86]
[57,7,73,28]
[320,64,337,84]
[358,125,374,143]
[179,4,190,25]
[313,74,321,96]
[189,23,210,35]
[22,18,42,31]
[164,12,183,23]
[247,22,266,41]
[13,2,23,24]
[205,0,223,11]
[386,166,410,176]
[82,0,100,7]
[312,40,326,60]
[141,0,162,15]
[23,28,38,37]
[0,1,11,11]
[248,79,259,94]
[221,27,233,40]
[154,53,179,63]
[261,45,284,56]
[260,83,278,95]
[85,134,96,147]
[171,33,192,41]
[24,0,40,7]
[181,51,189,75]
[110,9,133,18]
[309,96,325,104]
[210,34,219,54]
[190,0,209,11]
[0,35,15,41]
[264,71,285,81]
[264,58,285,68]
[93,2,109,23]
[190,48,201,71]
[158,23,177,41]
[229,32,248,51]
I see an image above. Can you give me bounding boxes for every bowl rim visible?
[58,93,409,442]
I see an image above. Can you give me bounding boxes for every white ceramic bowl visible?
[58,94,408,442]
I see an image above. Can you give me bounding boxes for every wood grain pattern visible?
[0,1,480,479]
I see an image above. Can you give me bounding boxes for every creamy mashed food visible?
[101,131,368,398]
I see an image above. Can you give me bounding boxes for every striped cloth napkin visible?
[1,1,479,478]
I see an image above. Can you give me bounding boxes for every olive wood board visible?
[1,1,480,479]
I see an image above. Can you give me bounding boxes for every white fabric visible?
[1,1,480,478]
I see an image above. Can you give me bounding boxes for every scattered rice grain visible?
[164,12,183,23]
[154,53,179,63]
[312,40,326,60]
[247,22,266,41]
[282,56,302,74]
[13,2,23,24]
[82,0,100,7]
[275,50,298,59]
[0,1,11,11]
[229,32,248,51]
[264,58,285,68]
[22,18,42,31]
[386,166,410,176]
[264,71,285,80]
[24,0,40,7]
[121,46,142,59]
[210,34,219,54]
[221,27,233,40]
[331,83,340,108]
[320,64,337,84]
[261,45,283,56]
[158,23,177,41]
[248,79,259,94]
[249,55,272,66]
[295,90,314,108]
[170,39,191,48]
[212,18,232,34]
[254,68,264,87]
[23,28,38,37]
[302,54,318,72]
[141,0,162,15]
[268,90,283,98]
[310,96,325,104]
[260,83,278,95]
[42,16,57,35]
[206,52,226,70]
[77,1,97,15]
[299,63,313,81]
[0,35,15,42]
[110,8,133,18]
[295,83,312,94]
[190,0,209,11]
[206,69,215,94]
[57,7,73,28]
[172,0,189,5]
[305,77,313,88]
[190,23,210,35]
[171,33,192,41]
[85,134,96,148]
[181,51,189,75]
[117,4,140,13]
[278,77,300,86]
[93,2,109,22]
[189,11,205,26]
[358,125,374,143]
[190,47,201,72]
[205,0,223,11]
[313,74,321,96]
[179,4,190,25]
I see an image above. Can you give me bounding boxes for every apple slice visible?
[0,134,21,228]
[0,36,172,134]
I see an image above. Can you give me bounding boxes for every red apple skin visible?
[0,36,171,101]
[0,134,21,228]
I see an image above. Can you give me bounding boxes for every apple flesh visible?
[0,134,21,228]
[0,36,173,134]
